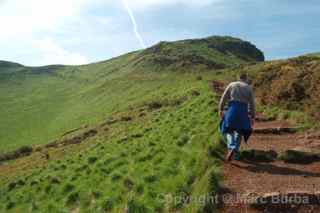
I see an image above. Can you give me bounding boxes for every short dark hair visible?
[239,73,248,81]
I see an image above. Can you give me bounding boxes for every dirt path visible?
[217,120,320,213]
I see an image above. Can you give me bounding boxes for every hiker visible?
[219,74,255,161]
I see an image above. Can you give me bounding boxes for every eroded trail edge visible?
[219,119,320,212]
[209,80,320,213]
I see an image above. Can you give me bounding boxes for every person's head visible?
[239,73,249,83]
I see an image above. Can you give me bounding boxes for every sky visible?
[0,0,319,66]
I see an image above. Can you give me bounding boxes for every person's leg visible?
[233,131,242,160]
[225,131,238,161]
[226,132,237,151]
[225,131,242,161]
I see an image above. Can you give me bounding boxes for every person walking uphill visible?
[219,74,256,161]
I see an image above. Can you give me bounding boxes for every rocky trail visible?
[209,81,320,213]
[218,119,320,213]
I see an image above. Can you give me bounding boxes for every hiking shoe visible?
[226,150,234,161]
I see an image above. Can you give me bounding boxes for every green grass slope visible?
[0,36,263,152]
[248,54,320,123]
[0,35,264,212]
[0,76,225,212]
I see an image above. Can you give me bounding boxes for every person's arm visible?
[248,87,256,119]
[219,84,231,118]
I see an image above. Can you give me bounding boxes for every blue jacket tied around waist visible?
[220,101,252,142]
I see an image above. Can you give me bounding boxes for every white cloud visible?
[0,0,90,39]
[32,37,88,65]
[0,0,92,65]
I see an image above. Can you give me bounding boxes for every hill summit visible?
[131,36,264,72]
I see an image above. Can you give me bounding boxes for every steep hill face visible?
[246,54,320,121]
[0,35,264,151]
[0,36,232,212]
[131,36,264,72]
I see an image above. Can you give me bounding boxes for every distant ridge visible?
[0,60,23,68]
[131,35,265,72]
[1,35,265,74]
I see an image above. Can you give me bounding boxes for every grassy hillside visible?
[248,54,320,125]
[1,35,319,212]
[0,35,265,212]
[0,36,263,152]
[0,72,226,212]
